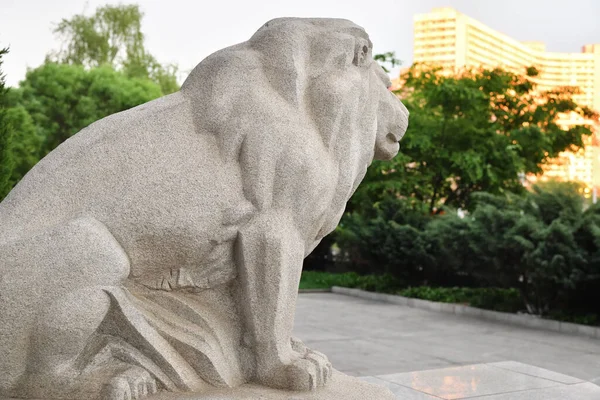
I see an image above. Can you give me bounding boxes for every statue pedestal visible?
[8,362,597,399]
[151,371,395,399]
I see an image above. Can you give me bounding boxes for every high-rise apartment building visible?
[411,7,600,189]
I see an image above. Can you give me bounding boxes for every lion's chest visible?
[269,139,357,242]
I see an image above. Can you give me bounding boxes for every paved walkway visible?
[293,293,600,385]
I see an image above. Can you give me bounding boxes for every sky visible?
[1,0,599,87]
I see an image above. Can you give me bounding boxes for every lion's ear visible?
[308,32,372,72]
[307,33,354,70]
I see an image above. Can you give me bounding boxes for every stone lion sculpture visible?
[0,18,408,400]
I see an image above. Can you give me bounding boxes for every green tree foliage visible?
[338,182,600,317]
[0,47,15,200]
[466,184,591,314]
[429,183,596,315]
[398,286,522,313]
[3,104,39,185]
[336,195,436,285]
[17,62,162,156]
[49,4,178,94]
[373,52,401,73]
[0,5,170,191]
[353,65,598,214]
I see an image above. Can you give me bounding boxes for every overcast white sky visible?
[1,0,599,87]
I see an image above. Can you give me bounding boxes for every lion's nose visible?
[378,92,410,142]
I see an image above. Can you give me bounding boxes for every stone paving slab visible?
[294,293,600,382]
[331,286,600,340]
[473,382,600,399]
[363,361,600,399]
[359,376,442,399]
[487,361,584,384]
[376,363,558,399]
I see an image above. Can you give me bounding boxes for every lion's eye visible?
[353,43,370,67]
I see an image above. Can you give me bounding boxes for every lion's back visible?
[0,92,243,245]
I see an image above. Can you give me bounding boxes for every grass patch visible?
[300,271,400,293]
[398,286,522,313]
[546,311,599,327]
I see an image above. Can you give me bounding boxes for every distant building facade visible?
[410,7,600,191]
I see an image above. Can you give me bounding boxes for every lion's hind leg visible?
[21,287,117,399]
[0,217,135,399]
[101,365,158,400]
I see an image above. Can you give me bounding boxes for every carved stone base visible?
[151,371,395,399]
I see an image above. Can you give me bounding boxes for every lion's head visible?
[182,18,409,165]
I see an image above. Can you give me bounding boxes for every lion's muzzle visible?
[374,90,409,160]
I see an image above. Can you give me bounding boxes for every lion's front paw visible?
[291,336,332,386]
[291,336,308,355]
[101,366,157,400]
[286,353,332,391]
[256,338,332,391]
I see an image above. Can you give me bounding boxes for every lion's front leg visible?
[234,210,330,391]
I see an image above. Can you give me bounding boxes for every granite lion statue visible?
[0,18,408,400]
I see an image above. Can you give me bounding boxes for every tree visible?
[0,47,15,201]
[17,62,163,156]
[2,103,39,186]
[335,195,435,284]
[570,201,600,317]
[353,65,598,214]
[49,4,178,94]
[467,185,591,314]
[373,52,401,73]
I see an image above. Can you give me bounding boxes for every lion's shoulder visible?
[182,44,261,94]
